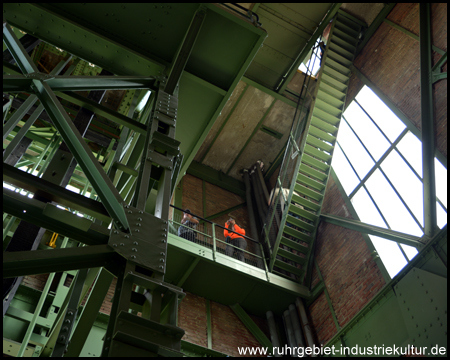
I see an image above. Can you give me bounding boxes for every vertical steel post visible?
[212,223,216,261]
[419,3,437,238]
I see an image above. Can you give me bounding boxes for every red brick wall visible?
[178,292,269,356]
[21,273,49,290]
[308,176,386,345]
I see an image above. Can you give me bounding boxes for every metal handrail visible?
[170,204,259,244]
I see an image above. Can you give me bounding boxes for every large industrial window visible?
[332,85,447,278]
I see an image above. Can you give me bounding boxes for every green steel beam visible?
[276,3,342,94]
[242,76,297,108]
[3,245,117,278]
[3,164,111,223]
[314,261,340,332]
[384,19,446,56]
[165,6,207,94]
[5,75,158,92]
[355,3,396,55]
[3,94,39,141]
[3,188,110,246]
[3,22,39,74]
[229,303,273,351]
[320,213,426,248]
[31,79,130,231]
[419,3,437,238]
[55,91,147,135]
[176,258,200,288]
[206,299,212,350]
[187,161,246,198]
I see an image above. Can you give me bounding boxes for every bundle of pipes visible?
[267,299,315,357]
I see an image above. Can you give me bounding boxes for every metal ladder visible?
[270,12,363,283]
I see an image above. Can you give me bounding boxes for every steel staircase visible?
[269,12,363,283]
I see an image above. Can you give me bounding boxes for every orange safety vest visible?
[224,223,245,239]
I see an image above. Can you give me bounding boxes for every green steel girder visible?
[3,245,117,279]
[420,3,438,238]
[229,303,273,351]
[4,75,158,92]
[55,91,147,135]
[165,6,207,95]
[320,213,426,248]
[3,94,39,141]
[187,161,246,198]
[3,188,110,246]
[3,164,111,223]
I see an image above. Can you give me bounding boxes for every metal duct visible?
[266,311,282,357]
[283,309,297,357]
[296,298,316,352]
[289,303,306,349]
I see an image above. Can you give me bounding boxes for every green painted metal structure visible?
[266,13,363,284]
[2,2,447,358]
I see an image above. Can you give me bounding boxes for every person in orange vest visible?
[224,217,247,262]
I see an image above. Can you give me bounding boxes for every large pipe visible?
[266,311,282,357]
[296,298,316,351]
[289,304,306,349]
[255,161,270,204]
[283,310,297,357]
[243,170,263,268]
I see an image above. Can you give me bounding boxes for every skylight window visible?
[332,85,447,279]
[299,38,323,76]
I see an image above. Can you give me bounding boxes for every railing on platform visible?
[169,205,267,271]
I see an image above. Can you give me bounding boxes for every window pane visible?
[369,235,407,278]
[351,187,387,228]
[437,201,447,229]
[400,244,418,261]
[365,169,423,237]
[331,144,360,195]
[343,102,390,161]
[381,150,424,226]
[397,131,422,178]
[337,121,374,179]
[435,158,447,208]
[356,86,406,142]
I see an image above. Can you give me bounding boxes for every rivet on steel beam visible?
[135,229,140,232]
[133,241,138,245]
[159,265,164,269]
[125,235,129,238]
[131,255,136,259]
[59,336,66,342]
[128,210,132,213]
[120,243,124,246]
[160,252,165,256]
[68,311,73,316]
[64,319,71,324]
[136,223,141,226]
[159,259,164,262]
[62,326,68,332]
[163,234,167,237]
[164,228,167,232]
[132,248,137,252]
[113,244,117,247]
[138,218,142,221]
[139,210,143,214]
[114,230,119,234]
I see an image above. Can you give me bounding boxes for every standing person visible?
[224,217,247,262]
[178,209,199,242]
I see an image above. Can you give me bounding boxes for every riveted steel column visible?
[420,3,437,238]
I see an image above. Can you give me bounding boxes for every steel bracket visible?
[109,207,168,273]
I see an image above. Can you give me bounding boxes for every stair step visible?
[283,226,313,244]
[297,173,325,192]
[308,124,337,144]
[280,236,309,253]
[294,183,323,202]
[277,248,307,265]
[302,153,330,172]
[291,193,321,212]
[288,203,319,223]
[306,134,334,153]
[324,56,351,77]
[321,73,348,93]
[274,259,304,276]
[299,163,328,182]
[335,21,360,39]
[314,98,343,119]
[328,40,353,61]
[317,89,345,109]
[286,214,315,232]
[319,82,346,102]
[332,28,358,47]
[323,65,350,84]
[304,143,332,163]
[311,116,338,136]
[329,32,356,54]
[337,12,362,32]
[272,269,298,280]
